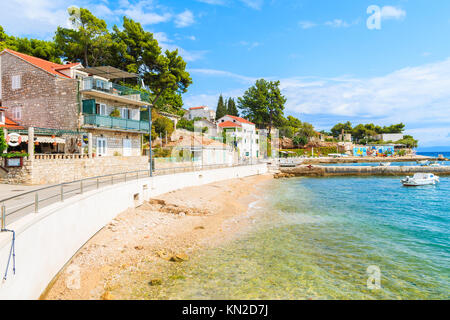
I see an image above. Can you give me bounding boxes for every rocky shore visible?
[276,164,450,178]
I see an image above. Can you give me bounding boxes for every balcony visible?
[84,114,150,132]
[80,77,151,106]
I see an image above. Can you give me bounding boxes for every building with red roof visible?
[185,105,216,121]
[217,115,259,159]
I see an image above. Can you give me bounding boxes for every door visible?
[97,138,107,156]
[123,139,132,156]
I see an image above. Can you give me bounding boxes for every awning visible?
[79,66,138,80]
[20,135,66,144]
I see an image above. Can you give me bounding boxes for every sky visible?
[0,0,449,148]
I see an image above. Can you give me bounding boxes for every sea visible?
[140,152,450,300]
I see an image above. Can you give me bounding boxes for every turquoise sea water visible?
[144,176,449,300]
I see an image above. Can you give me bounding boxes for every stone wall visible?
[0,52,79,130]
[0,156,149,185]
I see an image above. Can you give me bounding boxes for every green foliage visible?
[1,152,29,158]
[55,8,111,67]
[0,129,7,154]
[292,135,308,147]
[215,94,227,120]
[279,126,295,138]
[110,107,121,118]
[396,135,418,148]
[286,115,302,128]
[226,98,239,116]
[152,147,172,158]
[177,118,194,131]
[238,79,286,129]
[0,25,61,63]
[331,121,352,137]
[153,116,174,136]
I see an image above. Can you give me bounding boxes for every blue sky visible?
[1,0,450,148]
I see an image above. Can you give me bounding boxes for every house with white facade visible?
[374,133,404,142]
[185,106,216,122]
[217,115,259,160]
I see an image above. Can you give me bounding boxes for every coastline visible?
[42,174,273,300]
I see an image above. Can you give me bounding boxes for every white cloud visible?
[0,0,70,37]
[116,1,172,25]
[196,0,226,5]
[299,21,317,29]
[238,41,260,50]
[189,68,257,83]
[325,19,351,28]
[239,0,263,10]
[175,9,195,28]
[380,6,406,20]
[187,59,450,146]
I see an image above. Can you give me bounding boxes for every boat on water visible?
[379,162,391,167]
[417,160,429,166]
[401,173,440,186]
[429,162,442,167]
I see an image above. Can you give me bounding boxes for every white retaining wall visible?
[0,163,267,300]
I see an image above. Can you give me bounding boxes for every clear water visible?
[143,176,449,300]
[321,161,450,167]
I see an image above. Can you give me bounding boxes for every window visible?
[12,106,22,120]
[121,108,130,119]
[11,75,21,90]
[0,111,4,124]
[96,104,107,115]
[123,139,132,156]
[97,138,107,156]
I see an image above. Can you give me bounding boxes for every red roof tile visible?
[0,116,24,129]
[226,115,255,125]
[1,49,81,79]
[189,106,207,110]
[219,121,242,128]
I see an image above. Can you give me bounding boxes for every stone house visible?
[0,48,150,157]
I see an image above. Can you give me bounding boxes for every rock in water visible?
[148,279,162,286]
[170,253,189,262]
[101,291,114,300]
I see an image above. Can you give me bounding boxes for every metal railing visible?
[0,161,264,229]
[81,77,151,103]
[84,114,150,132]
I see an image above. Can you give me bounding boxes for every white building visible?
[185,106,216,121]
[374,133,404,142]
[217,115,259,160]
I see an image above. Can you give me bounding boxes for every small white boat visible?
[429,162,441,167]
[417,160,429,166]
[401,173,440,186]
[379,162,391,167]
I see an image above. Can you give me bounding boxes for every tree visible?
[238,79,286,130]
[382,123,405,133]
[215,94,227,120]
[331,121,352,137]
[293,135,308,147]
[286,115,302,128]
[396,135,418,148]
[0,26,61,63]
[153,116,174,137]
[226,98,239,116]
[0,128,7,154]
[55,8,112,66]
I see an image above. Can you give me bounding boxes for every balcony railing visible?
[81,77,151,103]
[84,114,150,132]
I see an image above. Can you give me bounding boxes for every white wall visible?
[0,164,267,300]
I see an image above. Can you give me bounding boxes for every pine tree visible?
[215,94,227,120]
[227,98,238,116]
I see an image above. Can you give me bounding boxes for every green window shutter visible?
[140,109,149,121]
[82,99,96,114]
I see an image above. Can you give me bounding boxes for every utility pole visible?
[148,105,153,177]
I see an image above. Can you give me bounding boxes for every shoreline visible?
[42,174,273,300]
